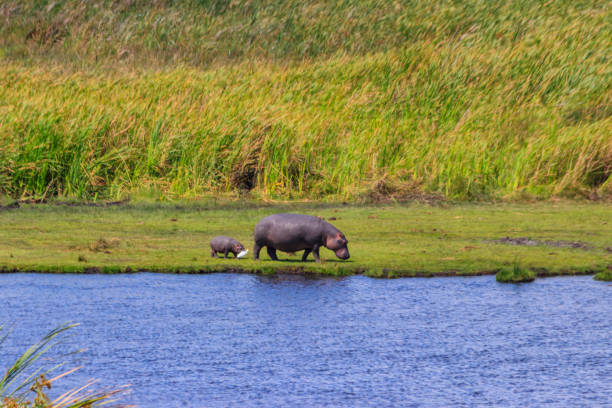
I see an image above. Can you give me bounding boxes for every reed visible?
[0,0,610,201]
[0,323,128,408]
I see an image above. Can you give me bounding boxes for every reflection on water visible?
[1,273,610,407]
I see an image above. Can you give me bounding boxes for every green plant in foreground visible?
[593,270,612,281]
[0,323,127,408]
[496,264,537,283]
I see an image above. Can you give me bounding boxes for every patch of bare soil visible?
[89,238,122,253]
[55,199,130,207]
[491,237,592,249]
[2,199,130,208]
[363,177,444,204]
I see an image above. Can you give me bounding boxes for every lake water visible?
[0,273,610,407]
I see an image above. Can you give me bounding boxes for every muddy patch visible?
[55,199,130,207]
[1,199,129,209]
[0,202,20,211]
[490,236,592,249]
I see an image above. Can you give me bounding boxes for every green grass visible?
[0,0,610,201]
[0,202,610,278]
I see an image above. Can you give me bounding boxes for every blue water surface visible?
[0,273,610,407]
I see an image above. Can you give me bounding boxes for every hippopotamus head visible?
[324,229,350,260]
[233,242,245,253]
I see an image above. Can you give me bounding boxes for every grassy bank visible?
[0,202,610,278]
[0,0,610,201]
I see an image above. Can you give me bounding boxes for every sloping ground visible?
[0,202,610,278]
[0,0,610,201]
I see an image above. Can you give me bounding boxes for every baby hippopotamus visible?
[253,213,349,262]
[210,236,248,259]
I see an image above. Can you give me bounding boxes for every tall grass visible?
[0,0,610,201]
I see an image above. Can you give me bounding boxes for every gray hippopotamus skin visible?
[210,236,245,258]
[253,213,349,262]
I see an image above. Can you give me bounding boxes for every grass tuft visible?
[593,270,612,281]
[496,263,537,283]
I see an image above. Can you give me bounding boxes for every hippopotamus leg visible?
[301,249,311,261]
[253,243,262,260]
[312,244,321,262]
[266,247,279,261]
[211,249,218,258]
[224,250,229,258]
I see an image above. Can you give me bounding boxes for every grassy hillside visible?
[0,0,610,201]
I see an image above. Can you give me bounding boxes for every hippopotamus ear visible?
[324,232,334,248]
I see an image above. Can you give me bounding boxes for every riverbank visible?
[1,202,610,278]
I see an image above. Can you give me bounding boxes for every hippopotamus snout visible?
[334,247,350,260]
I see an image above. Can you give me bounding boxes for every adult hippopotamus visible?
[210,236,247,258]
[253,213,350,262]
